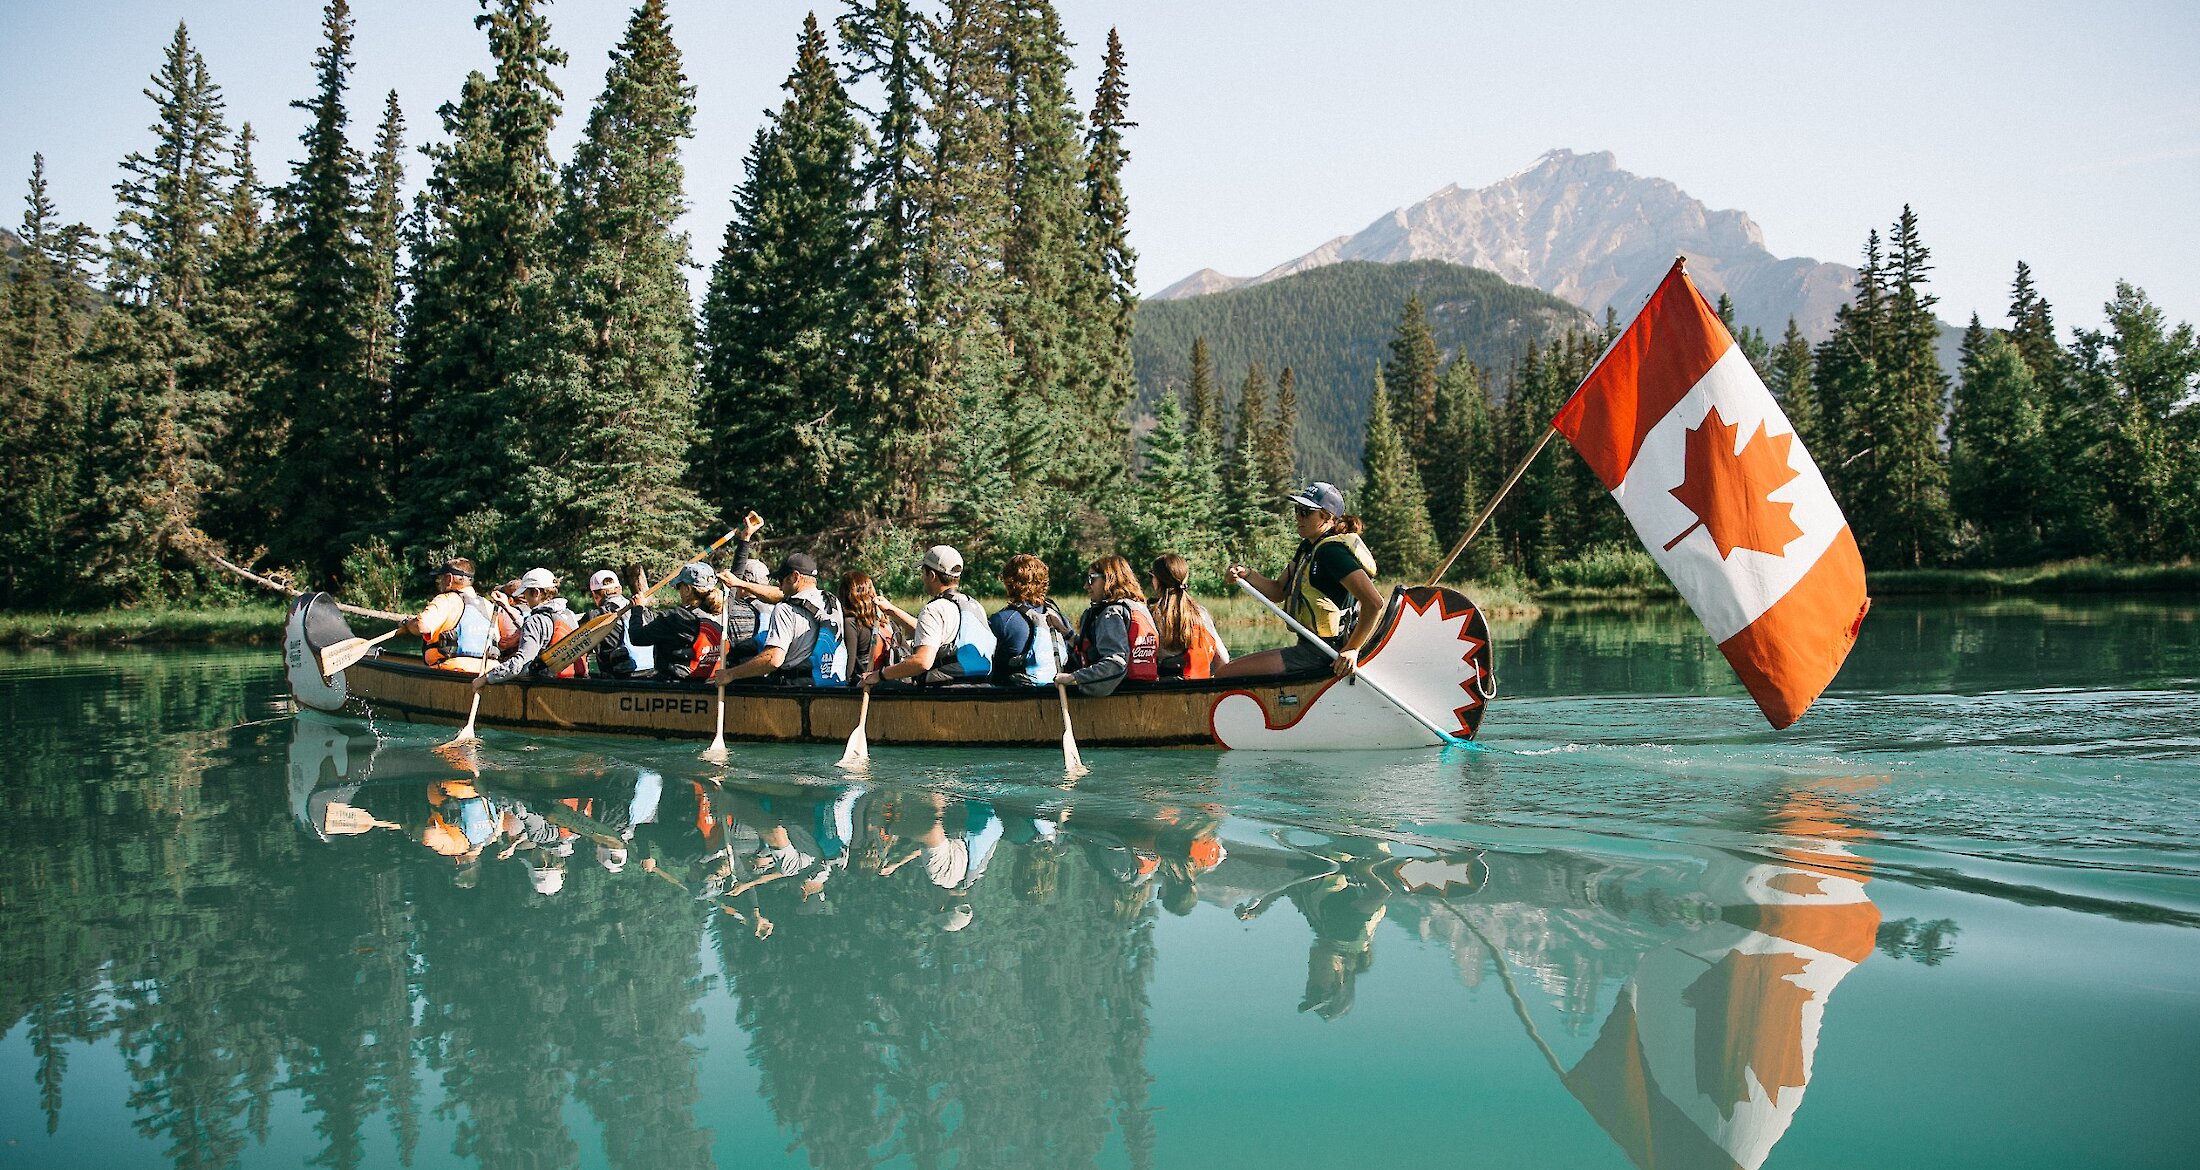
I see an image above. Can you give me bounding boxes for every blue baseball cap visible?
[673,563,716,588]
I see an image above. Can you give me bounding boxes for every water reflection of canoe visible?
[283,585,1497,750]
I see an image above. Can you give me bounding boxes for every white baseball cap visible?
[922,545,963,578]
[518,567,557,591]
[588,569,619,592]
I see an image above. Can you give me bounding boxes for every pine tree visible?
[1259,366,1299,502]
[1949,330,2046,564]
[998,0,1089,486]
[0,156,97,603]
[1424,356,1499,580]
[1224,361,1270,538]
[525,0,708,570]
[2071,283,2200,559]
[2005,261,2063,389]
[1845,205,1953,567]
[699,12,869,537]
[258,0,374,575]
[1495,339,1575,577]
[1715,292,1771,378]
[838,0,930,430]
[1768,318,1820,454]
[1130,391,1221,570]
[360,91,406,504]
[78,23,234,601]
[196,124,285,552]
[1185,335,1222,452]
[1070,26,1137,482]
[1812,229,1886,486]
[1382,293,1439,472]
[400,0,567,549]
[1357,368,1438,578]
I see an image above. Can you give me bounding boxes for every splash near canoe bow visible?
[283,587,1496,751]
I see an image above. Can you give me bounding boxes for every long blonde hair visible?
[1149,554,1206,652]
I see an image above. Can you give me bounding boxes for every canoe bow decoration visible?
[285,586,1495,751]
[1210,586,1494,750]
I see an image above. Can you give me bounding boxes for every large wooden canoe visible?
[284,586,1496,751]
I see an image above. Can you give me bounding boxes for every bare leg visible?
[1211,647,1290,678]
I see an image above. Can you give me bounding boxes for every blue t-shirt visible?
[988,602,1063,684]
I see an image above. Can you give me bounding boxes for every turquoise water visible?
[1,597,2196,1169]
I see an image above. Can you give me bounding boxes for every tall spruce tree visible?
[1224,361,1271,539]
[360,92,406,502]
[1843,205,1953,567]
[700,12,869,537]
[1949,330,2046,564]
[998,0,1088,486]
[1424,356,1499,581]
[2071,283,2200,559]
[525,0,708,569]
[1185,335,1222,451]
[0,156,97,603]
[400,0,567,551]
[1357,368,1438,578]
[196,124,285,553]
[1383,293,1440,475]
[1070,26,1137,481]
[2006,261,2063,389]
[1715,292,1771,377]
[1812,229,1886,490]
[1259,366,1298,502]
[78,23,234,600]
[1130,391,1222,571]
[1768,318,1820,454]
[1495,339,1576,577]
[261,0,374,575]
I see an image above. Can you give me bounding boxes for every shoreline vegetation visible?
[4,561,2190,647]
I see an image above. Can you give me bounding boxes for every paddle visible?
[538,523,745,676]
[1055,680,1088,775]
[1233,579,1465,746]
[447,644,489,747]
[836,689,871,769]
[317,626,403,678]
[702,682,730,763]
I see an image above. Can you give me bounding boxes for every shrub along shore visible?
[3,563,2191,648]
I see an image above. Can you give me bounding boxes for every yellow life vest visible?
[1284,531,1378,639]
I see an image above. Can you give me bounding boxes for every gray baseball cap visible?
[1288,481,1347,515]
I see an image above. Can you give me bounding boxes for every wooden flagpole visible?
[1421,258,1683,588]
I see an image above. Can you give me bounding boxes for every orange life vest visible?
[689,609,727,677]
[547,606,586,679]
[1180,615,1220,680]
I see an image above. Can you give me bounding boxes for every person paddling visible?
[711,552,851,687]
[1065,555,1160,697]
[474,568,585,688]
[402,558,494,673]
[1216,481,1384,680]
[583,569,649,678]
[864,545,995,688]
[630,564,733,681]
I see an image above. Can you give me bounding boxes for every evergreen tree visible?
[1424,356,1499,580]
[0,156,97,604]
[1768,318,1820,454]
[1812,229,1886,486]
[1357,368,1438,578]
[77,24,234,601]
[1949,330,2046,564]
[261,0,374,576]
[2070,283,2200,559]
[196,124,285,552]
[1495,339,1576,577]
[359,91,406,507]
[1224,361,1270,538]
[1715,292,1771,377]
[1259,366,1299,502]
[1129,391,1221,570]
[699,12,869,537]
[400,0,567,550]
[527,0,708,569]
[1185,335,1222,452]
[1382,293,1439,471]
[1845,205,1953,567]
[998,0,1089,486]
[2005,260,2063,388]
[1071,27,1138,481]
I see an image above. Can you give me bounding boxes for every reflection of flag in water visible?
[1551,261,1869,728]
[1563,797,1879,1170]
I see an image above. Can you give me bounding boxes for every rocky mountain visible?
[1154,148,1858,343]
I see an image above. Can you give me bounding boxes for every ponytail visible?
[1149,554,1198,652]
[1331,514,1365,536]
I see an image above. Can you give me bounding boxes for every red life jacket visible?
[547,606,586,679]
[492,599,525,657]
[1079,599,1160,684]
[688,609,727,676]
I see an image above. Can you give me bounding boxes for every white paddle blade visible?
[1062,729,1086,776]
[836,691,872,769]
[701,686,729,763]
[317,637,370,678]
[446,692,482,746]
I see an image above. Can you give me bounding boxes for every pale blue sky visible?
[3,0,2194,334]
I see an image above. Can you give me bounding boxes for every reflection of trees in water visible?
[1875,917,1961,965]
[713,829,1157,1170]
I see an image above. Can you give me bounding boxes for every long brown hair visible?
[1002,554,1050,606]
[840,570,883,628]
[1149,554,1207,652]
[1088,555,1144,604]
[681,582,725,616]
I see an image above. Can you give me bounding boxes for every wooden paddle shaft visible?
[1234,580,1459,744]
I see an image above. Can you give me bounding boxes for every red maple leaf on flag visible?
[1680,949,1817,1118]
[1665,407,1804,558]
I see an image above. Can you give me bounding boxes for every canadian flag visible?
[1553,260,1869,728]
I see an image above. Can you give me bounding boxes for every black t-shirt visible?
[1292,538,1366,608]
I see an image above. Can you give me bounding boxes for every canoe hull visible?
[286,586,1495,751]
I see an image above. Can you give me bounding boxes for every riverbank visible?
[1536,559,2199,602]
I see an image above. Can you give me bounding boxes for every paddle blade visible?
[446,692,482,746]
[701,686,729,763]
[540,610,619,675]
[317,637,373,678]
[836,691,871,770]
[1062,728,1086,776]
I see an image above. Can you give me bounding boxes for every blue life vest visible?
[428,593,494,665]
[1000,602,1060,685]
[788,593,850,687]
[932,590,997,677]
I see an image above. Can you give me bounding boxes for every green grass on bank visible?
[0,603,294,646]
[1867,560,2200,595]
